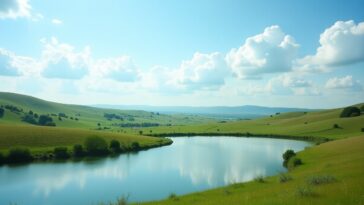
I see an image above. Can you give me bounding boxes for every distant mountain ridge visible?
[94,104,318,119]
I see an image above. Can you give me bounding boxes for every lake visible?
[0,136,310,205]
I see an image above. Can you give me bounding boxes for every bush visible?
[38,115,56,126]
[340,106,361,118]
[296,186,315,197]
[84,136,109,155]
[254,175,265,183]
[22,114,38,125]
[361,105,364,112]
[73,144,84,157]
[7,147,33,163]
[307,175,336,185]
[0,107,4,118]
[168,193,179,201]
[282,149,296,167]
[53,147,70,159]
[361,128,364,132]
[279,173,292,183]
[110,139,121,153]
[292,157,302,166]
[131,142,140,151]
[333,123,339,129]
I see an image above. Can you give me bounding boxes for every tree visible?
[22,114,38,125]
[84,136,109,155]
[109,139,121,153]
[282,149,296,167]
[7,147,33,163]
[131,142,140,151]
[53,147,70,159]
[0,107,4,118]
[28,110,33,115]
[361,105,364,112]
[38,115,56,126]
[340,106,361,118]
[73,144,84,157]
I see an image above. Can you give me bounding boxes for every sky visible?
[0,0,364,108]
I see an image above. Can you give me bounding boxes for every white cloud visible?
[299,20,364,72]
[51,18,63,25]
[0,48,20,76]
[40,38,90,79]
[91,56,139,82]
[325,75,362,91]
[0,0,31,19]
[226,25,299,79]
[176,52,230,90]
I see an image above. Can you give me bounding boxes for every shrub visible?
[333,124,339,129]
[282,149,296,167]
[38,115,55,126]
[292,157,302,167]
[340,106,361,118]
[279,173,292,183]
[7,147,33,163]
[22,114,38,125]
[361,128,364,132]
[53,147,70,159]
[254,175,265,183]
[110,139,121,153]
[361,105,364,112]
[168,193,179,201]
[84,136,109,155]
[131,142,140,151]
[307,175,337,185]
[296,186,315,197]
[73,144,84,157]
[0,107,4,118]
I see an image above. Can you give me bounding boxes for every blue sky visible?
[0,0,364,108]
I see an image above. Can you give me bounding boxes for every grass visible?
[138,135,364,205]
[0,124,171,155]
[143,103,364,140]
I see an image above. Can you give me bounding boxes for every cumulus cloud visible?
[0,0,31,19]
[325,75,362,91]
[91,56,139,82]
[176,52,230,90]
[0,49,20,76]
[51,18,62,25]
[40,38,90,79]
[226,25,299,79]
[299,20,364,72]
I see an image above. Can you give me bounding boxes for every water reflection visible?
[0,137,310,205]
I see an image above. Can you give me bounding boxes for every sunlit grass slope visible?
[0,124,171,154]
[140,135,364,205]
[0,92,214,129]
[143,104,364,140]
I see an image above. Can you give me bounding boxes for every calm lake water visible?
[0,136,310,205]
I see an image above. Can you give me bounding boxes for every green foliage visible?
[168,193,179,201]
[109,139,121,153]
[131,141,140,150]
[53,147,70,159]
[254,175,265,183]
[73,144,84,157]
[22,114,38,125]
[333,123,339,129]
[361,105,364,112]
[38,115,56,126]
[361,128,364,132]
[296,186,315,197]
[282,149,296,167]
[84,136,109,155]
[279,173,292,183]
[307,175,337,185]
[0,107,4,118]
[340,106,361,118]
[7,147,33,163]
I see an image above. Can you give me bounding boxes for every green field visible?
[141,104,364,140]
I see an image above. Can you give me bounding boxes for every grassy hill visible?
[142,103,364,140]
[0,92,215,130]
